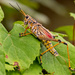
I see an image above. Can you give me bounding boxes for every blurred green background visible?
[0,0,75,43]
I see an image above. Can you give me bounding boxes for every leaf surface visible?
[6,61,42,75]
[70,13,75,20]
[23,61,42,75]
[0,6,4,22]
[40,32,75,75]
[0,50,6,75]
[0,21,40,72]
[55,26,74,41]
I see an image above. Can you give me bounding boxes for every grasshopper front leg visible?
[19,26,32,37]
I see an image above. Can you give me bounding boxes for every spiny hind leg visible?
[40,39,75,71]
[40,42,60,64]
[51,39,75,71]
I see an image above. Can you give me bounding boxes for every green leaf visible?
[6,71,20,75]
[51,31,67,37]
[22,60,42,75]
[55,25,74,41]
[0,21,40,72]
[70,13,75,20]
[0,6,4,22]
[40,33,75,75]
[6,61,42,75]
[5,64,14,71]
[0,50,6,75]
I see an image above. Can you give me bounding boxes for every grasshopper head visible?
[24,15,30,25]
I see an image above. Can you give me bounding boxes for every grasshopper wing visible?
[32,23,54,41]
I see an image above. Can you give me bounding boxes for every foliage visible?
[0,6,4,22]
[0,6,75,75]
[70,13,75,20]
[55,25,74,41]
[55,12,75,41]
[0,6,41,75]
[0,50,5,75]
[6,61,42,75]
[40,33,75,75]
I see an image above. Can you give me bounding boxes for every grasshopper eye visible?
[26,16,29,19]
[33,22,36,23]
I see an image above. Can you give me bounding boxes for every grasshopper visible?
[10,3,75,71]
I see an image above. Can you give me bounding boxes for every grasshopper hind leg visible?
[40,39,75,71]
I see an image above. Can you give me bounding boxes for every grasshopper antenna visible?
[9,3,26,16]
[16,3,21,11]
[9,3,19,12]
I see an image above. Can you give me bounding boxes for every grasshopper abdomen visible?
[42,40,59,56]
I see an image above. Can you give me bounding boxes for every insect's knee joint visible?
[40,63,42,65]
[53,36,55,38]
[64,42,67,45]
[40,54,42,56]
[58,39,61,43]
[69,67,75,71]
[69,67,71,70]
